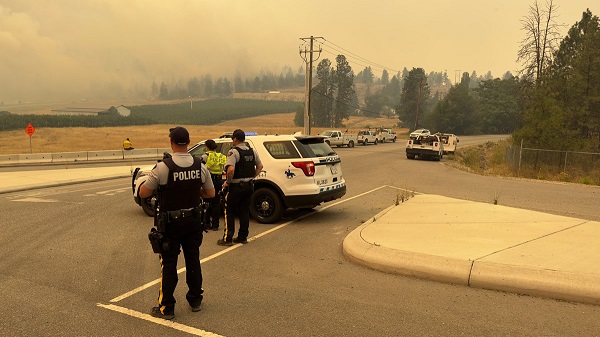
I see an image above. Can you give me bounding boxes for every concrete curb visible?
[342,204,472,285]
[470,262,600,305]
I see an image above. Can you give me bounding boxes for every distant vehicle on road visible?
[319,130,357,148]
[439,133,459,154]
[357,130,379,145]
[406,134,444,161]
[409,129,431,138]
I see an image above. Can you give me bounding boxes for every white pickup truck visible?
[357,130,379,145]
[377,128,397,143]
[319,130,358,148]
[439,133,459,154]
[406,134,444,160]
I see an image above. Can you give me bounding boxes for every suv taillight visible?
[292,161,315,176]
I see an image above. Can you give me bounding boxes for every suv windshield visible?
[295,138,336,157]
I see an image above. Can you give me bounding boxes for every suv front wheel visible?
[250,187,284,224]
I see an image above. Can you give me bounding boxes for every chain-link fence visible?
[506,145,600,183]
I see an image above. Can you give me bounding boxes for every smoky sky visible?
[1,0,597,103]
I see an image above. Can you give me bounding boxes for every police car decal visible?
[284,168,296,179]
[318,156,341,164]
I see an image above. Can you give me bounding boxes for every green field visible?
[0,98,301,131]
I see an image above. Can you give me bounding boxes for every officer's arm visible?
[225,165,235,184]
[254,162,264,178]
[200,187,215,199]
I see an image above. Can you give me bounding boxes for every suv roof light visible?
[292,161,315,176]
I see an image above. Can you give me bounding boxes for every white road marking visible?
[97,304,225,337]
[96,187,131,195]
[11,197,58,203]
[85,187,131,196]
[103,185,407,334]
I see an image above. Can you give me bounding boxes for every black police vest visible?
[232,147,255,179]
[159,157,203,211]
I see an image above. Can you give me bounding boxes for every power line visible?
[322,39,402,74]
[320,47,390,75]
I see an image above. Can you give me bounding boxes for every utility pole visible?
[299,36,323,135]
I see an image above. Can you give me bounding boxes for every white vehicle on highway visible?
[132,134,347,224]
[405,134,444,161]
[379,128,397,143]
[357,130,379,145]
[319,130,357,148]
[439,133,459,154]
[409,128,431,138]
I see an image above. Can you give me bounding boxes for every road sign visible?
[25,123,35,137]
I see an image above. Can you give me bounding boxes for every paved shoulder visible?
[0,166,133,194]
[343,194,600,305]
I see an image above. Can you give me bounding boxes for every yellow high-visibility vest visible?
[205,151,226,174]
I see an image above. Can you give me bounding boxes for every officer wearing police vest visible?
[217,129,263,246]
[201,139,226,230]
[138,126,215,320]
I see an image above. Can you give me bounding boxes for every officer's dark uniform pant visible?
[157,217,203,314]
[206,174,223,228]
[223,182,253,241]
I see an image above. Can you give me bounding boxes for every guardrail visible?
[0,148,172,166]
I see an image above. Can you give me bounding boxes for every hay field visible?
[0,113,404,155]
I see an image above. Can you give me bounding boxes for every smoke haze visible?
[1,0,597,103]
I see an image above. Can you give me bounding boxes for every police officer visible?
[201,139,226,230]
[217,129,263,246]
[138,126,215,320]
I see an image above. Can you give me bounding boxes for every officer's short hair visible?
[205,139,217,150]
[232,129,245,142]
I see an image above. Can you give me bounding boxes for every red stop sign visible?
[25,123,35,137]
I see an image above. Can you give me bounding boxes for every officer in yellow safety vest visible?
[201,140,226,230]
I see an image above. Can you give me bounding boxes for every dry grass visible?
[0,113,405,155]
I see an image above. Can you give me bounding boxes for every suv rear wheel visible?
[141,195,157,217]
[250,187,284,223]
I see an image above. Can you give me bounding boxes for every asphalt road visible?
[1,135,599,336]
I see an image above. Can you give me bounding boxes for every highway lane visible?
[1,138,600,336]
[338,135,599,221]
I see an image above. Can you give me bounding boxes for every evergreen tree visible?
[475,77,520,133]
[311,59,336,127]
[396,68,430,129]
[381,75,402,105]
[203,75,214,97]
[361,66,374,85]
[428,72,478,134]
[159,82,169,100]
[151,81,159,99]
[333,55,355,127]
[381,70,390,85]
[188,77,201,97]
[551,9,600,150]
[233,73,245,93]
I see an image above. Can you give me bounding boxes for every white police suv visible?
[132,134,347,224]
